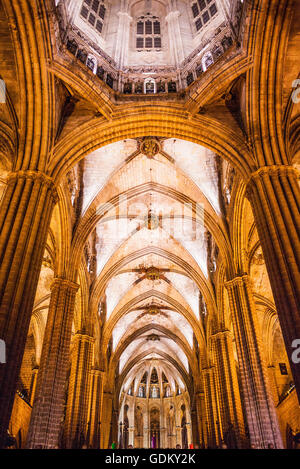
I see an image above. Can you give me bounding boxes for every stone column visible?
[0,170,57,448]
[128,426,135,446]
[87,368,104,448]
[190,407,199,447]
[160,427,166,449]
[202,367,222,448]
[195,391,206,447]
[29,366,39,406]
[225,275,283,448]
[160,399,165,448]
[114,12,132,70]
[111,409,119,447]
[143,409,149,449]
[143,428,149,449]
[64,333,94,448]
[211,330,246,448]
[100,391,113,449]
[165,11,185,67]
[175,425,181,446]
[246,166,300,401]
[26,278,79,448]
[267,365,279,406]
[186,421,192,447]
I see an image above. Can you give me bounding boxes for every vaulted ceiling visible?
[69,136,228,398]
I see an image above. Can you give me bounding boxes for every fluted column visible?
[186,421,192,447]
[175,425,181,446]
[160,427,166,449]
[190,407,199,447]
[128,426,134,446]
[143,409,149,448]
[165,11,185,67]
[246,165,300,400]
[194,391,206,447]
[64,333,94,448]
[159,400,165,448]
[211,330,246,448]
[87,368,104,448]
[0,170,57,447]
[267,365,279,406]
[111,409,119,447]
[225,275,283,448]
[202,367,222,448]
[26,278,79,448]
[100,391,113,449]
[29,366,39,407]
[114,12,132,70]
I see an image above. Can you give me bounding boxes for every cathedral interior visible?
[0,0,300,450]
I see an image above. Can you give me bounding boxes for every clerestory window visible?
[80,0,106,35]
[191,0,218,32]
[136,15,162,50]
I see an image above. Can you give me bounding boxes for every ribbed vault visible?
[65,136,229,425]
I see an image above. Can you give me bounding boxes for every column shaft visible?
[111,409,119,447]
[190,407,199,447]
[225,275,283,448]
[26,278,79,448]
[0,171,57,447]
[267,365,279,406]
[87,368,104,448]
[247,166,300,400]
[143,408,149,449]
[186,422,192,447]
[29,366,39,407]
[64,333,94,448]
[128,427,134,446]
[211,330,246,448]
[195,391,206,448]
[100,391,113,449]
[202,367,222,448]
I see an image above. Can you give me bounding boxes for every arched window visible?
[86,54,97,73]
[144,78,156,94]
[151,386,159,398]
[202,51,214,71]
[80,0,106,35]
[0,339,6,364]
[136,14,161,50]
[191,0,218,32]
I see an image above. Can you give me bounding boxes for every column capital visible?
[7,170,59,203]
[117,11,132,22]
[246,165,299,193]
[90,367,105,379]
[166,10,180,22]
[224,274,250,289]
[210,329,233,340]
[202,366,215,375]
[73,332,95,344]
[50,277,79,292]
